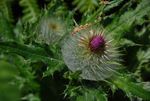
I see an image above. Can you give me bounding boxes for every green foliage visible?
[105,0,150,41]
[19,0,40,23]
[73,0,98,13]
[64,83,107,101]
[0,12,14,40]
[0,41,64,76]
[21,94,40,101]
[135,48,150,75]
[0,41,52,62]
[111,74,150,100]
[0,0,150,101]
[76,89,107,101]
[104,0,124,12]
[0,60,20,101]
[137,48,150,64]
[0,0,13,22]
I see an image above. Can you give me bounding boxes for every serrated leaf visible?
[21,94,40,101]
[106,0,150,40]
[0,12,14,40]
[137,48,150,63]
[43,61,64,77]
[76,89,107,101]
[104,0,124,12]
[120,38,137,46]
[19,0,40,23]
[111,74,150,100]
[73,0,98,13]
[0,0,13,22]
[0,42,64,76]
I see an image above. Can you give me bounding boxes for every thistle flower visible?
[36,16,66,45]
[62,25,121,81]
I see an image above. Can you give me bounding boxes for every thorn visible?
[73,19,79,27]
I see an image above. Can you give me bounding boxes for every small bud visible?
[36,16,66,45]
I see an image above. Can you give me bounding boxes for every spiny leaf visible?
[0,12,14,40]
[135,48,150,74]
[137,48,150,63]
[43,61,64,77]
[76,88,107,101]
[104,0,124,13]
[19,0,40,23]
[119,38,137,46]
[21,94,40,101]
[73,0,98,13]
[0,42,64,76]
[106,0,150,40]
[0,41,49,60]
[0,0,13,22]
[111,74,150,100]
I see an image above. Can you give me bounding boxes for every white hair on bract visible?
[61,26,122,81]
[36,16,66,45]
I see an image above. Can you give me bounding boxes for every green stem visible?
[109,74,150,100]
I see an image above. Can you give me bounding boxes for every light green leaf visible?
[0,42,64,76]
[137,48,150,63]
[0,12,14,40]
[106,0,150,40]
[21,94,40,101]
[111,74,150,100]
[19,0,40,23]
[73,0,98,13]
[76,89,107,101]
[104,0,124,12]
[0,0,13,22]
[0,60,20,101]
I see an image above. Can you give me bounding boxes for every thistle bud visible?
[61,26,121,81]
[36,16,66,45]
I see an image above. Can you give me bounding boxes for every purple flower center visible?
[90,36,105,53]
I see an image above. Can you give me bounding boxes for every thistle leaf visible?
[106,0,150,40]
[0,42,64,76]
[0,0,13,22]
[0,60,20,101]
[104,0,124,13]
[0,12,14,40]
[137,48,150,63]
[76,88,107,101]
[111,74,150,100]
[73,0,98,13]
[19,0,40,23]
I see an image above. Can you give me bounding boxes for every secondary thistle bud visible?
[36,16,66,45]
[61,25,121,81]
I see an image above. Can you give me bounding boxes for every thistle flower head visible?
[62,25,121,81]
[36,16,66,45]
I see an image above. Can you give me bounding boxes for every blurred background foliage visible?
[0,0,150,101]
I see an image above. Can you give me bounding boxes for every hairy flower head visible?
[36,16,66,45]
[62,25,121,81]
